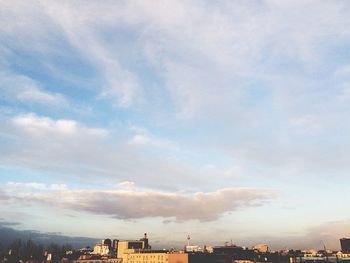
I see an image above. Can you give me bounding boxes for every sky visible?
[1,0,350,250]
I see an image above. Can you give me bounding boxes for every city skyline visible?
[1,1,350,250]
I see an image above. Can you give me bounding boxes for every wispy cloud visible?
[128,132,178,151]
[2,1,350,117]
[0,72,68,106]
[288,115,323,134]
[39,1,140,107]
[117,181,136,190]
[6,182,67,191]
[0,189,9,201]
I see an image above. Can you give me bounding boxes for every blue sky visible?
[1,0,350,250]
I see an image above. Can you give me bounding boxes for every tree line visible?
[0,239,73,262]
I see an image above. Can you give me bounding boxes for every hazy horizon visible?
[0,221,347,251]
[1,0,350,251]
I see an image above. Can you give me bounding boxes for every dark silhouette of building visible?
[112,239,119,255]
[340,238,350,253]
[103,239,112,249]
[140,233,150,249]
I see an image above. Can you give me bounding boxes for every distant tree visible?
[36,243,45,261]
[21,239,34,260]
[48,242,60,255]
[47,242,72,261]
[3,239,72,263]
[64,243,73,251]
[0,241,3,260]
[7,239,21,256]
[7,239,22,263]
[19,239,45,262]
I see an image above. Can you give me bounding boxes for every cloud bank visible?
[3,183,274,222]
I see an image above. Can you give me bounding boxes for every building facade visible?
[122,251,188,263]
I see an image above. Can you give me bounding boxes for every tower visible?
[140,233,149,249]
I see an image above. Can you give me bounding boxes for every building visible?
[122,251,188,263]
[116,234,150,259]
[253,244,269,253]
[341,238,350,254]
[185,245,202,253]
[116,234,187,263]
[73,257,121,263]
[93,243,110,256]
[104,239,112,249]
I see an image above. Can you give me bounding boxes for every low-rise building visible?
[93,243,110,256]
[253,244,269,253]
[122,251,188,263]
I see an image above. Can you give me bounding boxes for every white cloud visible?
[132,0,350,116]
[117,181,136,190]
[334,64,350,77]
[4,183,274,221]
[39,1,139,107]
[127,125,179,150]
[1,1,350,185]
[223,165,242,178]
[2,1,350,117]
[0,189,9,201]
[6,182,67,191]
[17,88,62,104]
[0,114,221,190]
[288,115,323,134]
[129,134,178,151]
[12,113,108,138]
[0,72,68,106]
[1,1,350,242]
[129,134,150,145]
